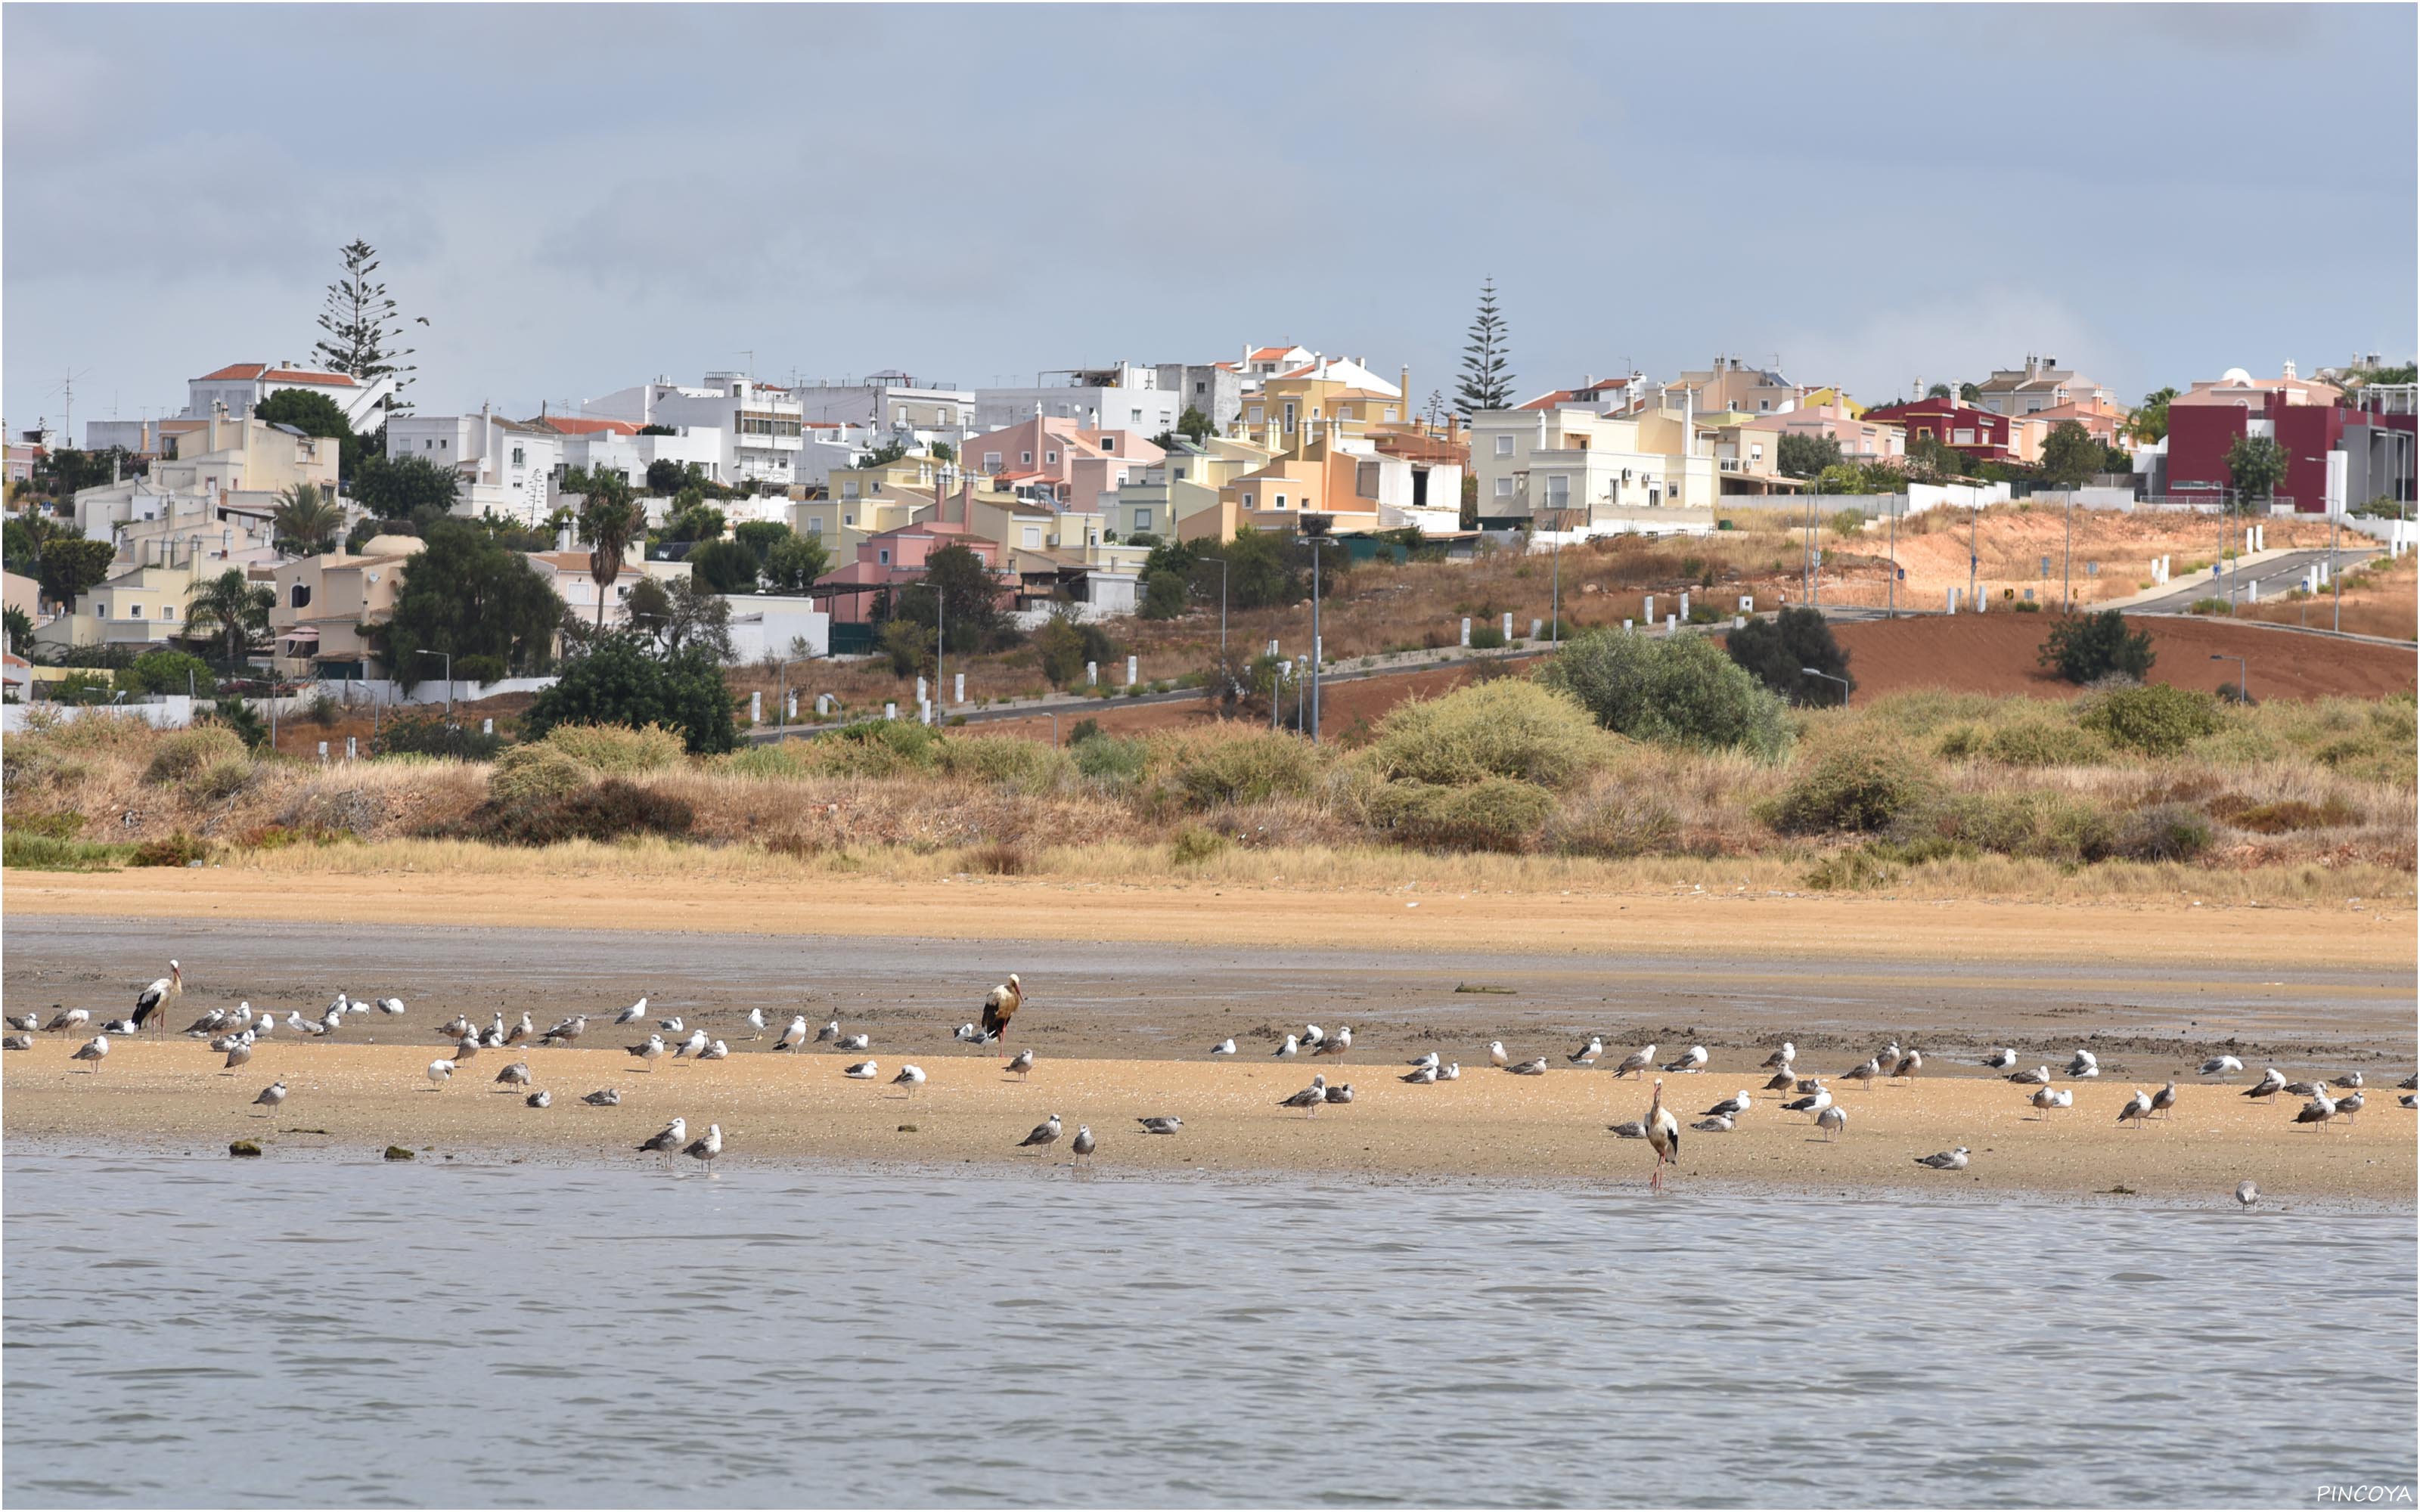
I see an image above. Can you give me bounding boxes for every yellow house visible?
[827,452,952,507]
[1237,357,1407,442]
[42,559,209,650]
[793,486,935,561]
[270,535,424,675]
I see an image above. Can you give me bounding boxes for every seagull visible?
[2400,1074,2418,1091]
[1782,1086,1834,1118]
[1018,1113,1063,1149]
[1004,1049,1035,1080]
[1070,1125,1096,1167]
[1663,1045,1708,1074]
[980,974,1025,1043]
[132,960,182,1035]
[1439,1062,1460,1080]
[223,1040,254,1073]
[1760,1042,1797,1070]
[1311,1026,1354,1058]
[248,1008,273,1038]
[183,1008,228,1037]
[71,1034,110,1071]
[2282,1079,2324,1098]
[672,1029,709,1060]
[891,1064,926,1093]
[744,1008,767,1040]
[526,1090,551,1108]
[2066,1049,2100,1080]
[1645,1080,1680,1191]
[697,1040,729,1061]
[1507,1057,1549,1076]
[1488,1041,1511,1068]
[1568,1036,1604,1067]
[1609,1120,1647,1139]
[1915,1147,1971,1171]
[2198,1055,2245,1077]
[1981,1047,2018,1071]
[2403,1095,2418,1110]
[682,1123,723,1173]
[774,1016,808,1051]
[288,1011,326,1037]
[377,997,406,1016]
[2337,1089,2366,1124]
[451,1033,479,1064]
[99,1018,140,1036]
[425,1058,454,1089]
[538,1015,588,1046]
[1691,1114,1736,1133]
[1401,1065,1438,1084]
[1878,1040,1903,1070]
[656,1016,684,1035]
[1277,1075,1329,1117]
[1323,1083,1354,1105]
[1891,1050,1923,1082]
[582,1089,620,1106]
[1272,1034,1299,1058]
[613,997,649,1025]
[5,1013,39,1033]
[2030,1086,2067,1117]
[1301,1024,1326,1050]
[625,1034,665,1072]
[2117,1089,2154,1129]
[2,1034,31,1051]
[504,1012,535,1046]
[2328,1071,2364,1090]
[1703,1090,1751,1120]
[495,1061,532,1089]
[2008,1064,2052,1086]
[637,1117,687,1167]
[1137,1117,1184,1135]
[439,1015,473,1041]
[1211,1039,1237,1056]
[1815,1104,1848,1141]
[2294,1088,2340,1130]
[843,1061,879,1080]
[1407,1052,1441,1070]
[836,1033,870,1052]
[2151,1082,2178,1120]
[2234,1179,2258,1210]
[44,1007,90,1036]
[1841,1058,1882,1090]
[1762,1066,1801,1092]
[815,1019,841,1044]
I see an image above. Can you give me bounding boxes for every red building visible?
[1863,398,2015,464]
[2166,371,2355,513]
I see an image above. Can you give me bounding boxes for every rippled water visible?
[5,1153,2413,1507]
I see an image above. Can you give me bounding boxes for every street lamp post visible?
[1214,556,1229,662]
[416,649,453,720]
[2209,652,2247,703]
[1801,667,1851,708]
[1301,515,1332,744]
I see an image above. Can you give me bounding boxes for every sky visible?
[5,3,2415,437]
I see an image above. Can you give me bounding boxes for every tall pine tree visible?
[1454,277,1513,418]
[313,239,418,413]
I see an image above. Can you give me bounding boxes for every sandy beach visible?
[7,1034,2410,1204]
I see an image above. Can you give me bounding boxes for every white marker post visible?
[750,691,762,724]
[1126,655,1137,687]
[1086,661,1097,686]
[1459,617,1471,647]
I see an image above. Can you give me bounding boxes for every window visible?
[1100,438,1115,452]
[128,603,142,618]
[1243,492,1255,507]
[1021,451,1033,464]
[1750,445,1764,461]
[510,446,525,466]
[1274,494,1288,510]
[842,481,860,499]
[843,514,855,527]
[1339,406,1354,421]
[1046,451,1058,464]
[1495,476,1514,498]
[1129,408,1142,423]
[1193,381,1205,395]
[1022,526,1041,548]
[441,439,448,450]
[1357,460,1379,498]
[1546,474,1570,507]
[424,439,435,451]
[806,518,823,536]
[1494,435,1515,457]
[1283,402,1296,434]
[1134,509,1152,531]
[290,583,312,609]
[982,451,1001,470]
[1383,407,1398,423]
[1248,406,1264,424]
[877,548,891,565]
[162,606,175,620]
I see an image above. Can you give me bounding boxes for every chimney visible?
[2282,359,2298,381]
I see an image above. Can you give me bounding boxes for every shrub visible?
[1369,681,1603,791]
[1934,723,1987,759]
[881,618,933,677]
[1544,789,1680,858]
[1170,826,1228,865]
[940,737,1073,792]
[191,757,257,803]
[2,832,135,871]
[2186,597,2232,615]
[1072,733,1148,786]
[523,639,738,755]
[1803,850,1898,891]
[1982,719,2108,767]
[2080,683,2222,754]
[377,714,504,761]
[814,718,945,777]
[142,727,247,785]
[1938,792,2117,863]
[2038,610,2155,683]
[1069,718,1102,745]
[1469,623,1508,649]
[541,722,685,774]
[6,810,86,839]
[310,693,340,727]
[1373,777,1553,852]
[966,841,1028,875]
[468,777,694,846]
[489,745,591,807]
[1828,508,1866,539]
[1138,569,1189,621]
[205,697,271,751]
[129,831,209,867]
[2114,802,2212,863]
[114,648,216,699]
[719,743,806,780]
[1173,735,1319,809]
[1543,628,1791,759]
[1725,607,1854,705]
[1769,745,1933,834]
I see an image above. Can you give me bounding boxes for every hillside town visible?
[4,258,2414,725]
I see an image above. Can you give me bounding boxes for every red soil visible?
[1829,614,2415,702]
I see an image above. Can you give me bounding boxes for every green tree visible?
[764,531,831,592]
[2037,609,2155,684]
[31,447,136,498]
[253,387,364,477]
[1030,610,1119,688]
[312,238,417,410]
[1724,607,1854,705]
[1958,382,1981,401]
[1776,432,1843,480]
[662,500,725,544]
[2126,386,2179,445]
[381,519,563,687]
[2040,420,2105,488]
[1925,383,1953,400]
[1176,406,1215,444]
[1198,527,1305,610]
[349,451,461,520]
[929,441,956,464]
[686,538,762,594]
[4,507,65,574]
[647,576,734,661]
[2,603,31,654]
[855,439,910,470]
[889,541,1011,654]
[183,568,276,666]
[116,647,216,698]
[36,536,116,609]
[644,457,702,494]
[522,636,738,754]
[1455,276,1514,417]
[1139,569,1189,620]
[880,617,933,677]
[2223,435,2289,511]
[272,482,346,556]
[1540,628,1790,758]
[732,520,793,563]
[572,466,645,630]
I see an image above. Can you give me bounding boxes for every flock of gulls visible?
[12,961,2412,1198]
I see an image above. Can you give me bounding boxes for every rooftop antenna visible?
[47,365,94,444]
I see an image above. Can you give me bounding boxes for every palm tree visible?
[272,482,345,556]
[185,569,275,668]
[576,468,646,629]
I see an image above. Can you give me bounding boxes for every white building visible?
[532,417,726,488]
[973,363,1182,435]
[387,407,562,525]
[791,372,976,434]
[1468,404,1718,532]
[722,595,830,664]
[175,361,397,432]
[582,373,805,487]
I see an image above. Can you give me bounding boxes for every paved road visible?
[7,914,2409,1070]
[2125,546,2378,616]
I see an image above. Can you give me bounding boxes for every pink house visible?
[961,414,1163,513]
[813,519,1011,624]
[1742,404,1907,464]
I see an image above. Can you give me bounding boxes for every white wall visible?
[725,596,831,663]
[3,694,194,733]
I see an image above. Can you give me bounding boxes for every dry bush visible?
[143,727,247,785]
[489,745,591,807]
[538,723,687,774]
[1366,680,1606,790]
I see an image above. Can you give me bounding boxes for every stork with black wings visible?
[980,973,1025,1042]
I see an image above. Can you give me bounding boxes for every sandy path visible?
[6,1038,2408,1204]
